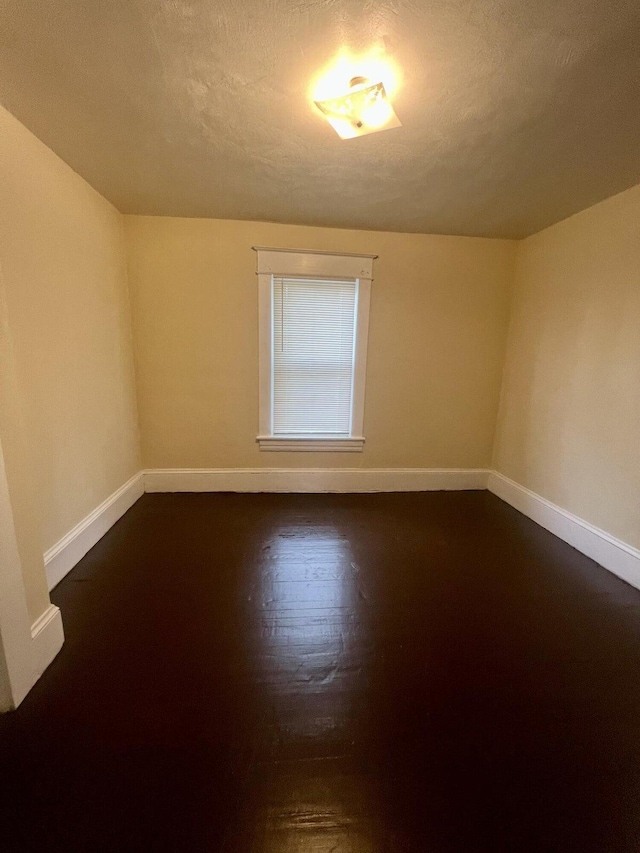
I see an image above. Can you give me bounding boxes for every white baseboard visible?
[30,604,64,681]
[143,467,490,494]
[41,465,637,600]
[488,472,640,591]
[44,472,144,590]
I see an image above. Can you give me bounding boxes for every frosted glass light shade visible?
[314,80,401,139]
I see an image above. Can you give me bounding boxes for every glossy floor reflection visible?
[2,492,640,851]
[250,525,365,749]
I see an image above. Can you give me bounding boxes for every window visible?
[254,247,375,451]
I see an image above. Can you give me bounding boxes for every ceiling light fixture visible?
[314,73,401,140]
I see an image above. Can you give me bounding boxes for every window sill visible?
[257,436,365,452]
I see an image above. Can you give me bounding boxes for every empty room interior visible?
[1,0,639,849]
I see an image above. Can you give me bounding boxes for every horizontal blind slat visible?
[273,277,357,436]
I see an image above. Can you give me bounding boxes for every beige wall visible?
[0,104,140,618]
[493,183,640,549]
[0,263,50,623]
[124,216,515,470]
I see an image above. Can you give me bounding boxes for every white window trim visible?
[254,247,376,452]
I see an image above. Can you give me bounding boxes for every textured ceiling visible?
[1,0,640,238]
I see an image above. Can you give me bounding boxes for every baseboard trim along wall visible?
[143,467,491,494]
[31,603,64,681]
[40,468,488,593]
[44,472,145,590]
[40,467,640,601]
[488,472,640,591]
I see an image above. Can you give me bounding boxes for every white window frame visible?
[253,246,375,452]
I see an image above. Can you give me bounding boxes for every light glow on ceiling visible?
[311,50,401,139]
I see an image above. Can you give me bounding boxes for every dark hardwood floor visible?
[2,491,640,851]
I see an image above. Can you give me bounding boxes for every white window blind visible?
[272,277,358,436]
